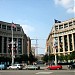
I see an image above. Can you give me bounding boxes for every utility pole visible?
[54,30,57,66]
[11,22,16,66]
[31,39,38,56]
[11,24,14,66]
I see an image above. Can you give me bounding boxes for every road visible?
[0,69,75,75]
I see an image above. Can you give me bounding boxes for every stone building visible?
[0,21,31,57]
[46,18,75,56]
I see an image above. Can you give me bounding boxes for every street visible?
[0,69,75,75]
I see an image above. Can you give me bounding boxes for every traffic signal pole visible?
[55,49,57,65]
[54,30,57,66]
[11,26,14,66]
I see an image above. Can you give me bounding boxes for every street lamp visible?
[11,24,14,66]
[11,22,16,66]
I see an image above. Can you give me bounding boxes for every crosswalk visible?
[36,72,53,74]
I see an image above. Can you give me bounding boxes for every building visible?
[46,18,75,56]
[0,21,31,57]
[27,37,31,56]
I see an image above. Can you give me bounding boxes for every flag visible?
[54,19,61,23]
[11,22,16,28]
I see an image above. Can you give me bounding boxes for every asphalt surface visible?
[0,65,75,75]
[0,69,75,75]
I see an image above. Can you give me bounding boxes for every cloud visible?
[20,24,35,35]
[67,6,75,13]
[54,0,75,13]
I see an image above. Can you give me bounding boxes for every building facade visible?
[46,18,75,56]
[0,21,31,57]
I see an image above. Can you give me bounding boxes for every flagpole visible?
[11,24,14,66]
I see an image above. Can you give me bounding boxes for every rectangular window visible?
[55,26,58,30]
[18,38,22,54]
[64,35,68,51]
[69,22,72,26]
[13,28,16,31]
[4,37,7,53]
[73,21,75,25]
[59,25,63,29]
[64,23,68,28]
[17,27,21,31]
[2,25,6,29]
[0,36,2,53]
[69,34,73,51]
[7,26,11,30]
[0,24,1,28]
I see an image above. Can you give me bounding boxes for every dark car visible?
[67,63,75,69]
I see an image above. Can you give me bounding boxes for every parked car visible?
[0,64,7,70]
[8,64,23,70]
[67,63,75,69]
[47,65,62,70]
[25,65,40,70]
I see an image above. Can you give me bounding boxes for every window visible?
[59,24,63,29]
[0,24,1,28]
[2,25,6,29]
[73,21,75,25]
[13,28,16,31]
[64,23,68,28]
[17,27,21,31]
[55,26,58,30]
[7,26,11,30]
[69,22,72,26]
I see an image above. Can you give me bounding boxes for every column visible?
[22,38,23,54]
[62,36,65,54]
[72,33,74,51]
[67,34,70,52]
[58,36,60,55]
[2,37,4,53]
[7,37,8,54]
[16,38,18,54]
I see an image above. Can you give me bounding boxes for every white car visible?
[8,64,23,70]
[25,65,40,70]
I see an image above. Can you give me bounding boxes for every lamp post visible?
[11,24,14,66]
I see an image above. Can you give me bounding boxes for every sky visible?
[0,0,75,54]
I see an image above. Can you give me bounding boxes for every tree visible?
[42,54,48,63]
[48,54,54,61]
[70,51,75,60]
[58,54,64,61]
[14,54,29,63]
[28,52,36,64]
[21,54,28,63]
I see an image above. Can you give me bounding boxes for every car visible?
[25,65,40,70]
[8,64,23,70]
[47,65,62,70]
[67,63,75,69]
[0,64,7,70]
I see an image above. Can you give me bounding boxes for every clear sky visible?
[0,0,75,54]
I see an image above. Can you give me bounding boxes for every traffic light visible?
[8,43,17,54]
[8,43,12,53]
[13,43,17,54]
